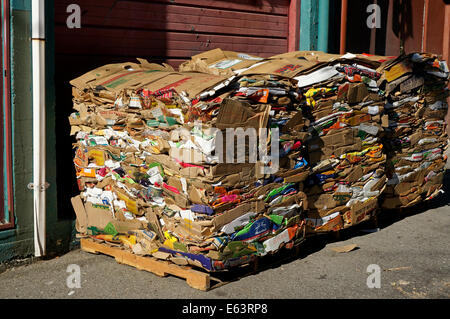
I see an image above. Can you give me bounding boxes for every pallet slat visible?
[79,213,382,290]
[80,238,211,291]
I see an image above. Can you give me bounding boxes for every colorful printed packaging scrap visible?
[70,49,448,272]
[378,53,449,209]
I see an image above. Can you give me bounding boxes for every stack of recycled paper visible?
[69,50,315,271]
[378,53,449,209]
[289,52,389,233]
[69,48,448,272]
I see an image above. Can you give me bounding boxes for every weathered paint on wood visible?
[55,0,291,68]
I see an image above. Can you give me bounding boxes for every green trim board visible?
[300,0,330,52]
[0,0,77,262]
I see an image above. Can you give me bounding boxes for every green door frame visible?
[1,0,15,231]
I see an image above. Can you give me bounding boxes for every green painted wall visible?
[300,0,319,51]
[0,0,76,263]
[0,2,34,262]
[300,0,330,52]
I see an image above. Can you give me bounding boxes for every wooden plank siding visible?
[55,0,290,69]
[384,0,449,59]
[53,0,292,220]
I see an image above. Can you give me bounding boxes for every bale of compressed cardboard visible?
[69,50,449,272]
[290,55,389,233]
[377,53,449,209]
[69,54,311,271]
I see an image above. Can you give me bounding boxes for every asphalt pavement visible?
[0,180,449,299]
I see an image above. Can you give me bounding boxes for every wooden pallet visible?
[80,237,305,291]
[80,238,221,291]
[80,212,383,290]
[78,200,436,290]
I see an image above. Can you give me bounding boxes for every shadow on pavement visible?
[7,172,447,290]
[208,170,450,288]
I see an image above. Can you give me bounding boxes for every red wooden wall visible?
[384,0,450,62]
[55,0,290,69]
[53,0,292,219]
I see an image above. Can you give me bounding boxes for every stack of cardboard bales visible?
[69,49,448,273]
[378,53,449,209]
[70,50,316,271]
[282,52,391,234]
